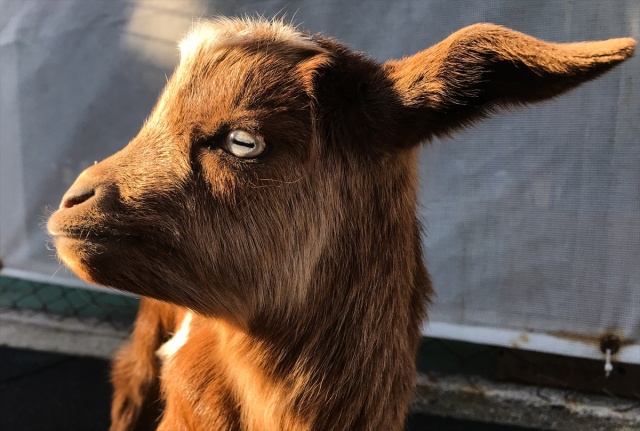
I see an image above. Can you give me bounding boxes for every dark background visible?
[0,346,542,431]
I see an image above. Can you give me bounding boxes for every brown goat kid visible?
[48,18,635,431]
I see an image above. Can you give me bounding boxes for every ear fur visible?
[384,23,636,139]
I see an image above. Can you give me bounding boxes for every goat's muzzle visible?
[47,162,140,283]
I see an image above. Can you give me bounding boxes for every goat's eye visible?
[223,130,266,158]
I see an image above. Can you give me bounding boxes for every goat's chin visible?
[53,236,111,285]
[53,237,100,284]
[52,234,146,288]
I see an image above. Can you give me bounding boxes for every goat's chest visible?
[155,315,309,431]
[156,314,241,431]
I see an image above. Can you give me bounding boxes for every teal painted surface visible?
[0,276,138,328]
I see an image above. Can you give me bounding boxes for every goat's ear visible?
[383,23,636,139]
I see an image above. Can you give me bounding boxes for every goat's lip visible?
[49,227,137,241]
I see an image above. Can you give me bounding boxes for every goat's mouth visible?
[47,211,139,242]
[50,227,137,242]
[48,223,143,260]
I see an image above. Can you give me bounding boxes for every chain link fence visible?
[0,276,138,331]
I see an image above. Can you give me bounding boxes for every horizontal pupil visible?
[232,138,254,148]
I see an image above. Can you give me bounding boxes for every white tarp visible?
[1,0,638,363]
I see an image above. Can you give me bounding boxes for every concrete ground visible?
[0,346,541,431]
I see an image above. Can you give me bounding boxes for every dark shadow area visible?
[0,346,544,431]
[0,347,111,431]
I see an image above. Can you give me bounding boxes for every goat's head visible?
[48,18,635,327]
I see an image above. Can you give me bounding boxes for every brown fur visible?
[47,18,635,431]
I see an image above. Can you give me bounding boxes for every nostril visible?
[61,189,96,209]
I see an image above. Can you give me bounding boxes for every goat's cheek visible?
[200,157,239,199]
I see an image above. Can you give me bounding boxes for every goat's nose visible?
[59,166,105,210]
[60,186,96,209]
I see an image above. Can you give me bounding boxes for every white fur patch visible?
[156,311,192,361]
[178,17,320,63]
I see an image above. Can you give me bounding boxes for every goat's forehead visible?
[178,18,319,63]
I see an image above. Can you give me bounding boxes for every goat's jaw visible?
[48,224,143,286]
[48,207,250,323]
[49,230,192,308]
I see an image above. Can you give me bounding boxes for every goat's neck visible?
[210,237,429,431]
[227,154,430,430]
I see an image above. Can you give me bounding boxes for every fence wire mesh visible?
[0,276,138,330]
